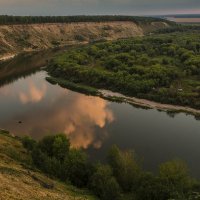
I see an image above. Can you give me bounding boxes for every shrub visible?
[108,145,141,192]
[38,134,70,162]
[158,160,193,199]
[22,136,36,152]
[74,34,86,41]
[135,172,169,200]
[90,164,121,200]
[63,149,91,187]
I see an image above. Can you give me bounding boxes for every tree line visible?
[22,134,200,200]
[154,25,200,34]
[0,15,171,25]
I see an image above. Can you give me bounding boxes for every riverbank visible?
[45,76,200,117]
[0,53,16,61]
[99,89,200,118]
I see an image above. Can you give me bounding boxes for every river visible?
[0,52,200,177]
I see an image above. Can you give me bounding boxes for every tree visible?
[135,172,169,200]
[22,136,36,152]
[63,148,91,187]
[90,164,121,200]
[159,159,193,198]
[38,134,70,162]
[108,145,141,192]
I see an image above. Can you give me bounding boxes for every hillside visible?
[0,130,97,200]
[0,17,171,60]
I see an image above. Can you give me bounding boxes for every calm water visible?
[1,53,200,177]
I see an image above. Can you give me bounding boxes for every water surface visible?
[1,53,200,177]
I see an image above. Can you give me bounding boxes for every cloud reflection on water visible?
[0,72,114,149]
[64,95,114,149]
[19,81,47,104]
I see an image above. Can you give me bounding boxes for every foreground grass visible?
[0,130,97,200]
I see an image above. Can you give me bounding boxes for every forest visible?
[0,15,171,25]
[22,133,200,200]
[154,25,200,34]
[47,31,200,109]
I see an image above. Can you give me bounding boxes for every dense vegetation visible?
[22,134,200,200]
[0,15,171,25]
[154,25,200,34]
[166,14,200,18]
[46,76,99,95]
[47,31,200,109]
[0,130,96,200]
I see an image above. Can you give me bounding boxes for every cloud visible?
[0,0,199,15]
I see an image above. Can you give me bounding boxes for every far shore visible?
[0,41,89,63]
[100,89,200,117]
[0,53,16,61]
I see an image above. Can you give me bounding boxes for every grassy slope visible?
[0,130,97,200]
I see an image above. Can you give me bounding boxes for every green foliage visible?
[159,160,193,198]
[28,134,91,188]
[90,164,121,200]
[22,136,36,152]
[134,160,196,200]
[74,34,86,41]
[23,134,199,200]
[154,25,200,34]
[108,145,141,192]
[46,77,99,95]
[30,134,70,178]
[0,15,171,25]
[38,134,70,162]
[51,40,61,46]
[63,149,91,187]
[135,172,169,200]
[47,31,200,109]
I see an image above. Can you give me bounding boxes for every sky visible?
[0,0,199,16]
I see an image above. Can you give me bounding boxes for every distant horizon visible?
[0,0,199,16]
[0,13,200,17]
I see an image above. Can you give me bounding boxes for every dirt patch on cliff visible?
[0,21,144,56]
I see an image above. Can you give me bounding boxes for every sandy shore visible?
[0,54,16,61]
[100,89,200,116]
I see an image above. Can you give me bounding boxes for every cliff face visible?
[0,21,169,59]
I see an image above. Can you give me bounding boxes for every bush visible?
[63,149,91,187]
[158,159,193,198]
[135,172,169,200]
[74,34,86,41]
[31,134,70,178]
[90,164,121,200]
[23,134,198,200]
[38,134,70,162]
[22,136,36,152]
[108,145,141,192]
